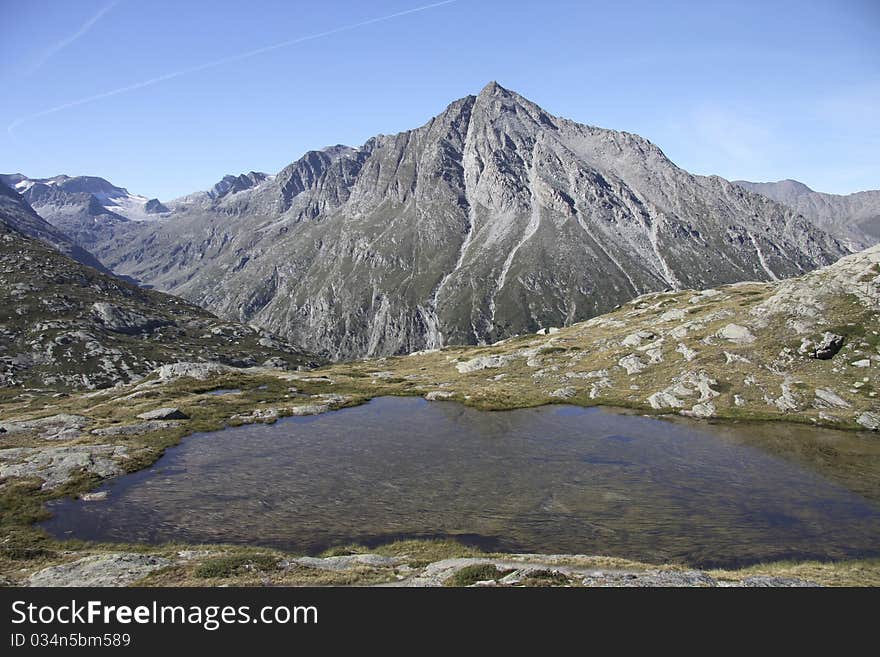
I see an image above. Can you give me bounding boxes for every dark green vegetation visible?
[446,564,515,587]
[193,554,280,579]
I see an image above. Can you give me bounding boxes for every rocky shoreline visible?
[19,551,820,588]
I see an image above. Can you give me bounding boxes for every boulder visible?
[136,407,189,421]
[291,554,400,572]
[735,576,820,587]
[618,354,646,375]
[550,387,576,399]
[717,323,756,345]
[154,362,234,382]
[647,391,684,409]
[804,332,845,360]
[813,389,850,409]
[90,302,169,334]
[455,355,514,374]
[857,412,880,431]
[621,330,655,347]
[425,391,454,401]
[688,402,716,418]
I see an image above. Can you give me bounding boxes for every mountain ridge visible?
[0,181,111,274]
[734,178,880,249]
[65,82,847,359]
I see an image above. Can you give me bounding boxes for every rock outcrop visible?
[26,553,170,587]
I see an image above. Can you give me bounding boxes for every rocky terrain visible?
[735,179,880,250]
[0,216,318,389]
[1,82,878,588]
[307,241,880,434]
[1,240,878,586]
[12,548,830,587]
[0,181,109,273]
[24,83,846,360]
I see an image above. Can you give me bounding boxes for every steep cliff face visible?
[734,179,880,250]
[81,83,846,360]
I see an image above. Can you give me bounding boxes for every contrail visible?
[8,0,457,139]
[25,1,122,75]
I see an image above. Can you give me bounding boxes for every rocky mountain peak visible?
[208,172,270,199]
[33,84,850,360]
[51,175,130,200]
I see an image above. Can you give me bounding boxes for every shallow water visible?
[43,397,880,567]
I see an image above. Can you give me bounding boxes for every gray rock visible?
[90,302,169,334]
[805,332,845,360]
[813,388,850,409]
[857,412,880,431]
[735,575,820,587]
[773,384,802,412]
[425,390,455,401]
[687,402,716,418]
[455,355,514,374]
[621,330,655,347]
[27,553,170,587]
[717,323,756,345]
[292,554,400,572]
[154,362,234,382]
[0,444,127,489]
[91,420,181,436]
[581,570,718,587]
[648,391,684,409]
[135,407,189,421]
[619,354,646,375]
[0,414,90,440]
[550,386,577,399]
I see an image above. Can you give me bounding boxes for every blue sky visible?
[1,0,878,199]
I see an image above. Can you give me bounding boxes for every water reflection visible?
[43,397,880,567]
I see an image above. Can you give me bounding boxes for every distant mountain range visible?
[0,188,317,389]
[0,180,109,274]
[733,179,880,250]
[3,82,874,361]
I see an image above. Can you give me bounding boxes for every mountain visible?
[0,181,110,273]
[0,173,172,253]
[208,171,272,200]
[168,171,274,211]
[0,217,318,389]
[734,179,880,250]
[36,83,849,360]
